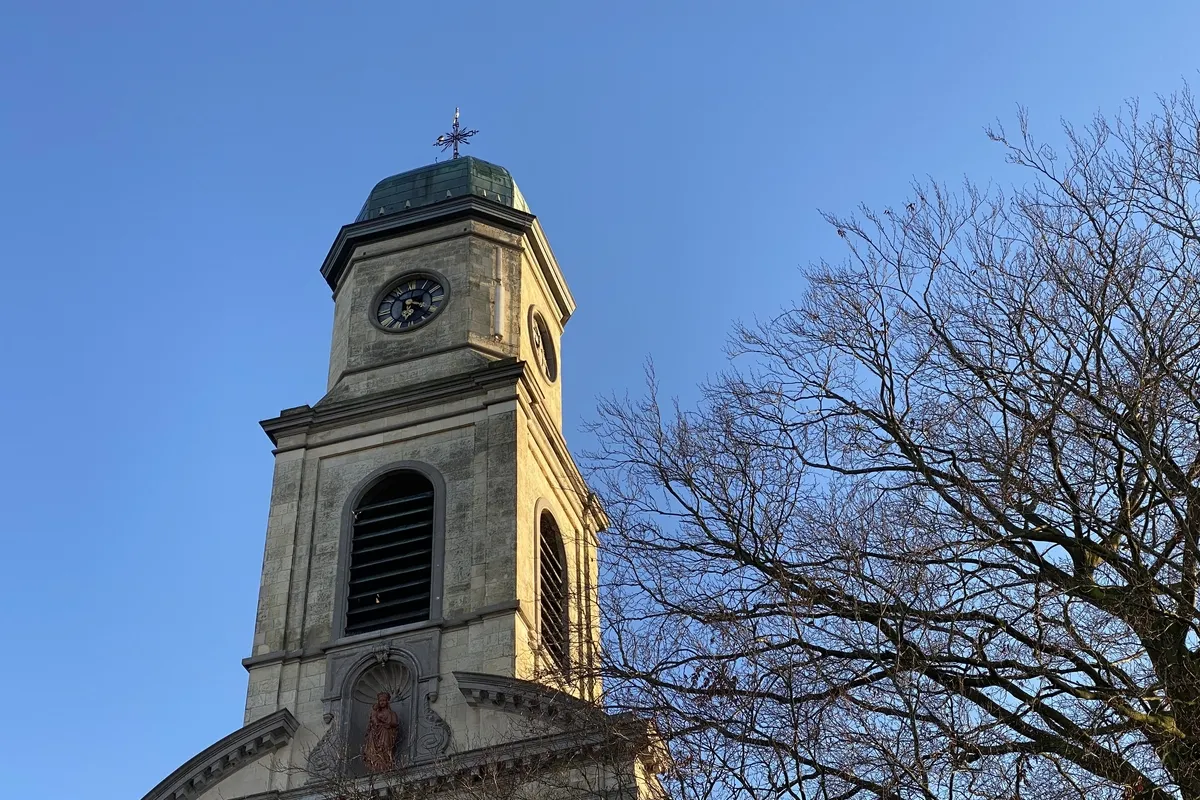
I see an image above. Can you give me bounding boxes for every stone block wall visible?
[237,214,592,789]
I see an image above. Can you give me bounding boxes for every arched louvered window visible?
[539,510,569,672]
[346,470,435,636]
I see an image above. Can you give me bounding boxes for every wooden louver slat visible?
[539,511,569,672]
[346,471,435,636]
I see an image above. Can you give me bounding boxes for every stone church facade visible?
[142,157,663,800]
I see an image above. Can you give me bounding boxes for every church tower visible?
[142,156,662,800]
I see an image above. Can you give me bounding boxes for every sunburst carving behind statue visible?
[353,662,411,706]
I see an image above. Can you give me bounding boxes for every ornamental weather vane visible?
[433,108,478,159]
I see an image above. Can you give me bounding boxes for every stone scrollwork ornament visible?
[305,712,341,782]
[417,689,452,758]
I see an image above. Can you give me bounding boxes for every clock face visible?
[530,309,558,381]
[376,275,446,331]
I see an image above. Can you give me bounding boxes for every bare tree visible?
[587,85,1200,800]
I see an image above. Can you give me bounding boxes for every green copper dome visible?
[355,156,528,222]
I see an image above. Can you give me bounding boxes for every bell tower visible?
[254,152,603,743]
[140,154,663,800]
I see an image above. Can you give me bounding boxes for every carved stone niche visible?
[309,629,452,780]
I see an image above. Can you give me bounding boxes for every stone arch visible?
[333,461,448,640]
[335,647,421,773]
[535,502,570,673]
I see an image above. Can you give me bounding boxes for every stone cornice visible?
[454,673,668,776]
[524,218,576,326]
[141,708,298,800]
[453,670,597,716]
[249,713,657,800]
[260,359,527,448]
[259,358,608,533]
[242,601,532,671]
[320,195,537,294]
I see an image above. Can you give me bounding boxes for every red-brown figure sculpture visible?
[362,692,400,773]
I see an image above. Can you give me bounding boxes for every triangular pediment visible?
[141,709,298,800]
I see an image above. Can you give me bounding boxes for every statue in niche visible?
[362,692,400,773]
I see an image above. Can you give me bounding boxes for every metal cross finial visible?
[433,107,478,159]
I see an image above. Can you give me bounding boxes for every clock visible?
[375,274,447,331]
[529,309,558,381]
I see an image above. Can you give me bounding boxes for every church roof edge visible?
[140,708,298,800]
[320,194,537,293]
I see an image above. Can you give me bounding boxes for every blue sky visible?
[0,2,1196,797]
